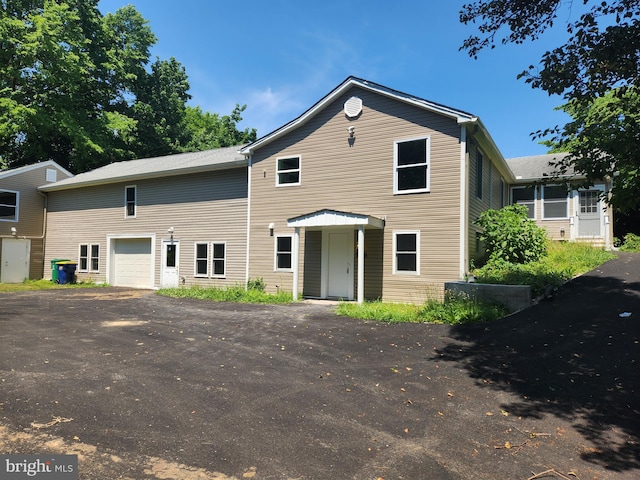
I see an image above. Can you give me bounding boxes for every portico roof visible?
[287,209,385,229]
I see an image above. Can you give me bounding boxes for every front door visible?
[327,231,353,299]
[577,188,603,237]
[1,238,30,283]
[161,240,179,287]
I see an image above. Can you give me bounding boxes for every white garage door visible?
[112,238,152,288]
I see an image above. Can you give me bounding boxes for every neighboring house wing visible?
[506,153,613,247]
[0,161,73,282]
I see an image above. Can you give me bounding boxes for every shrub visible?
[620,233,640,252]
[247,277,266,291]
[475,205,548,264]
[417,292,508,325]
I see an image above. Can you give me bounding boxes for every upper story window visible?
[125,185,136,218]
[394,137,430,194]
[276,156,301,186]
[476,151,484,199]
[0,190,18,222]
[511,186,536,219]
[542,184,569,219]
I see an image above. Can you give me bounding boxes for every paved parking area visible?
[1,255,639,479]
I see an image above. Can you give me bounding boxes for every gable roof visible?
[39,145,247,192]
[506,153,577,182]
[0,160,73,181]
[241,76,487,154]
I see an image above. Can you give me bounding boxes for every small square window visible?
[276,156,301,186]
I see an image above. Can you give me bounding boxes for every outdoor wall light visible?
[10,227,17,236]
[560,228,565,237]
[268,223,274,237]
[167,227,174,234]
[348,126,355,138]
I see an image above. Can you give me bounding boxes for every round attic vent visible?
[344,96,363,118]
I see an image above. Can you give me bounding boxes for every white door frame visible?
[321,229,354,300]
[161,239,180,288]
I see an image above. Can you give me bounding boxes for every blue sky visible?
[98,0,575,159]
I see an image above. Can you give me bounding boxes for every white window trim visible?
[274,234,294,272]
[393,230,420,275]
[211,241,227,278]
[275,155,301,187]
[194,242,209,278]
[78,243,100,273]
[542,184,569,220]
[393,136,431,195]
[0,189,19,222]
[124,185,137,218]
[511,186,537,219]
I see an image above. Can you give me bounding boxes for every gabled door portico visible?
[288,209,384,303]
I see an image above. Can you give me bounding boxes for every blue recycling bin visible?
[57,261,77,284]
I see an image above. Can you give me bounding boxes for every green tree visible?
[460,0,640,212]
[183,104,257,152]
[0,0,257,172]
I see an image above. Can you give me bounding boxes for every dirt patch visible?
[0,424,242,479]
[101,320,150,328]
[61,290,150,300]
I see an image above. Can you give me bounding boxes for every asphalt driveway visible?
[1,253,639,479]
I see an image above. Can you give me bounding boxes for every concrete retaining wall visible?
[444,282,532,313]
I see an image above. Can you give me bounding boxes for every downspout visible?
[245,154,252,289]
[459,126,469,278]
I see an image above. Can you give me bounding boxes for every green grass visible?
[338,241,614,324]
[473,241,615,296]
[157,284,293,304]
[336,294,508,325]
[0,279,104,292]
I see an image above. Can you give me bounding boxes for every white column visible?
[292,227,300,301]
[357,225,365,304]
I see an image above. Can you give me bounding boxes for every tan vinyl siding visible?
[0,164,71,278]
[248,86,463,303]
[44,168,247,286]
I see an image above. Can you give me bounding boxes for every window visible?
[79,244,99,272]
[476,151,484,199]
[275,235,293,270]
[0,190,18,221]
[46,169,57,182]
[276,156,301,186]
[394,231,419,274]
[500,178,506,207]
[580,190,600,214]
[125,186,136,217]
[511,186,536,219]
[543,185,569,219]
[195,243,209,277]
[212,243,226,277]
[394,138,430,194]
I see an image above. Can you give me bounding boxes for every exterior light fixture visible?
[10,227,17,236]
